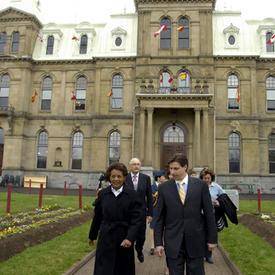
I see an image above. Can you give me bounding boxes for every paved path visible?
[67,225,239,275]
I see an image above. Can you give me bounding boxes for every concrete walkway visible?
[65,226,241,275]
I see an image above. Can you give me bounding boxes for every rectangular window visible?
[0,87,9,107]
[37,147,47,168]
[111,88,122,109]
[41,90,51,110]
[72,147,82,169]
[11,32,20,52]
[229,149,240,173]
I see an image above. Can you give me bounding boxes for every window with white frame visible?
[266,32,274,52]
[266,76,275,111]
[0,74,10,107]
[111,74,123,109]
[41,77,52,110]
[80,35,88,54]
[227,74,240,110]
[228,132,240,173]
[46,36,54,55]
[37,131,48,168]
[71,131,83,169]
[109,131,120,165]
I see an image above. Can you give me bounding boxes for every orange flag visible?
[179,72,187,80]
[30,90,38,103]
[237,87,240,104]
[177,26,184,31]
[108,89,113,97]
[72,36,79,41]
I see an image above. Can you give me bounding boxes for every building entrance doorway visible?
[160,123,187,171]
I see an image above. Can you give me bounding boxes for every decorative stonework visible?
[223,23,240,49]
[111,27,127,51]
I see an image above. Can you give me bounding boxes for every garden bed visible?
[238,213,275,248]
[0,206,93,262]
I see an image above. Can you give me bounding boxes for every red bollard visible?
[79,184,82,210]
[38,183,43,208]
[64,181,67,196]
[29,179,31,194]
[257,188,261,213]
[6,184,11,214]
[236,184,238,190]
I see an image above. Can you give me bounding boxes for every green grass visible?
[0,221,96,275]
[219,199,275,275]
[219,222,275,275]
[239,200,275,214]
[0,193,96,216]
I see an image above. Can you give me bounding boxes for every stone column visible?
[139,107,146,163]
[202,108,209,167]
[194,108,201,167]
[145,107,154,166]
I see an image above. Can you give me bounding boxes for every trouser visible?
[135,216,146,254]
[166,240,205,275]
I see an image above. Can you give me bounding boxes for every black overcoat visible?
[89,185,143,275]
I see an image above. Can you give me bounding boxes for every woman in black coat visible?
[89,162,143,275]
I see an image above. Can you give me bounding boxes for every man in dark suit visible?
[125,157,153,263]
[154,154,217,275]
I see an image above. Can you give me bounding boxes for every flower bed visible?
[0,205,93,262]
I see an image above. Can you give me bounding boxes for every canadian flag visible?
[268,34,275,45]
[154,25,167,37]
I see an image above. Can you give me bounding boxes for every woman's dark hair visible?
[200,168,215,182]
[105,162,128,180]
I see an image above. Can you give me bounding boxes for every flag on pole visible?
[30,90,38,103]
[177,26,184,31]
[72,36,79,41]
[36,33,43,43]
[154,25,167,37]
[160,72,163,83]
[108,89,113,97]
[168,75,173,83]
[179,72,187,80]
[237,87,240,104]
[71,92,76,100]
[268,34,275,45]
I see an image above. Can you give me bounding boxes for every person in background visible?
[188,169,197,178]
[149,170,166,255]
[125,158,153,263]
[200,168,225,264]
[154,154,217,275]
[89,162,142,275]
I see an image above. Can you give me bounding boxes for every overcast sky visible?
[39,0,275,23]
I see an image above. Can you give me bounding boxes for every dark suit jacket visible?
[154,177,217,259]
[125,173,153,217]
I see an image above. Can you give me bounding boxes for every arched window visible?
[46,35,54,55]
[159,72,171,94]
[11,31,20,52]
[178,72,190,94]
[75,76,86,110]
[266,32,274,52]
[109,131,120,165]
[71,132,83,169]
[37,131,48,168]
[41,77,52,110]
[0,32,6,53]
[227,74,239,110]
[228,132,240,173]
[163,126,184,143]
[266,76,275,111]
[0,74,10,107]
[111,74,123,109]
[160,18,171,49]
[269,134,275,173]
[80,35,88,54]
[178,17,189,49]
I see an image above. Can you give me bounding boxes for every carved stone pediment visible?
[223,23,239,34]
[111,27,127,36]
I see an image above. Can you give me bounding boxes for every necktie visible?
[178,180,186,205]
[133,175,137,191]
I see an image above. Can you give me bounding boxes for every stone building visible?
[0,0,275,193]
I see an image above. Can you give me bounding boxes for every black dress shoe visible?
[137,252,144,263]
[206,257,214,264]
[150,248,155,255]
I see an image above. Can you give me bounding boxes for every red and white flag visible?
[71,92,76,100]
[168,75,173,83]
[154,25,167,37]
[36,33,43,43]
[268,34,275,45]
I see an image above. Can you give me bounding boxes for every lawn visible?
[0,192,95,216]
